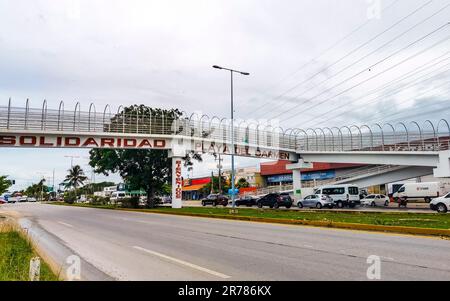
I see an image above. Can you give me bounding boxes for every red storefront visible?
[182,177,211,200]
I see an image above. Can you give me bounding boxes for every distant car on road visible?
[201,194,229,207]
[297,194,334,209]
[110,191,127,203]
[8,196,25,203]
[0,198,6,204]
[430,192,450,213]
[27,197,37,202]
[256,193,293,209]
[162,196,172,204]
[18,195,28,202]
[234,195,257,207]
[361,194,390,207]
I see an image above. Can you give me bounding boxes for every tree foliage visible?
[236,177,250,188]
[78,181,116,195]
[0,176,12,195]
[24,178,48,200]
[90,105,202,207]
[64,165,88,192]
[201,176,230,195]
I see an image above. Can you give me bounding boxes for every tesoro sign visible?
[0,134,168,149]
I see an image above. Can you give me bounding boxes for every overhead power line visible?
[303,53,450,128]
[256,2,450,121]
[360,81,450,125]
[244,0,402,117]
[245,0,432,118]
[277,24,450,125]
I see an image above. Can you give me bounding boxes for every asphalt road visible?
[1,202,450,281]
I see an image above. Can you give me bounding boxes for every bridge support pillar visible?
[434,150,450,178]
[287,160,314,200]
[169,141,188,209]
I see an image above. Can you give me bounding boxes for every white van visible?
[110,191,127,203]
[393,182,446,203]
[314,184,360,208]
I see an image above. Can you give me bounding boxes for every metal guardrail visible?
[1,99,449,152]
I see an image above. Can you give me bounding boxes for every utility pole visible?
[210,171,214,194]
[215,153,223,193]
[212,65,250,209]
[52,169,55,199]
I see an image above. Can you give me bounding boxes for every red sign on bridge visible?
[0,134,168,149]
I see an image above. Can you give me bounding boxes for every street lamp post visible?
[212,65,250,209]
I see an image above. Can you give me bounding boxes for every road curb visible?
[0,214,65,280]
[119,208,450,238]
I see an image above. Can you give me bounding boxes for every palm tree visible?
[64,165,88,196]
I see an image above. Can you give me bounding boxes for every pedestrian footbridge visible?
[1,99,449,207]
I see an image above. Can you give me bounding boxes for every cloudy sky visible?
[1,0,449,190]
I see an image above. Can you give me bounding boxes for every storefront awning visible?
[182,184,206,191]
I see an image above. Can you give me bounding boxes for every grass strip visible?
[0,227,59,281]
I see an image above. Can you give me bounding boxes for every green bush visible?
[63,191,77,204]
[120,197,140,209]
[90,196,110,205]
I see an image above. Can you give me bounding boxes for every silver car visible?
[297,194,334,209]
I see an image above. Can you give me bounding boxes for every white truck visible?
[393,182,448,203]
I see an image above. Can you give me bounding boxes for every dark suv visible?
[256,193,293,209]
[201,194,229,207]
[235,195,257,207]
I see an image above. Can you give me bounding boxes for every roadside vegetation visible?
[51,202,450,230]
[0,220,58,281]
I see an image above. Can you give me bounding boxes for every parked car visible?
[162,196,172,204]
[430,192,450,213]
[27,197,37,202]
[18,195,28,202]
[297,194,334,209]
[361,194,390,207]
[314,184,360,208]
[0,198,6,204]
[201,194,229,207]
[256,193,293,209]
[234,195,257,207]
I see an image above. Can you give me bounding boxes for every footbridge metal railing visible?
[1,99,449,152]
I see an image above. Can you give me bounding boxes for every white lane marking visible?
[381,256,395,261]
[57,221,74,228]
[304,245,314,248]
[132,246,231,279]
